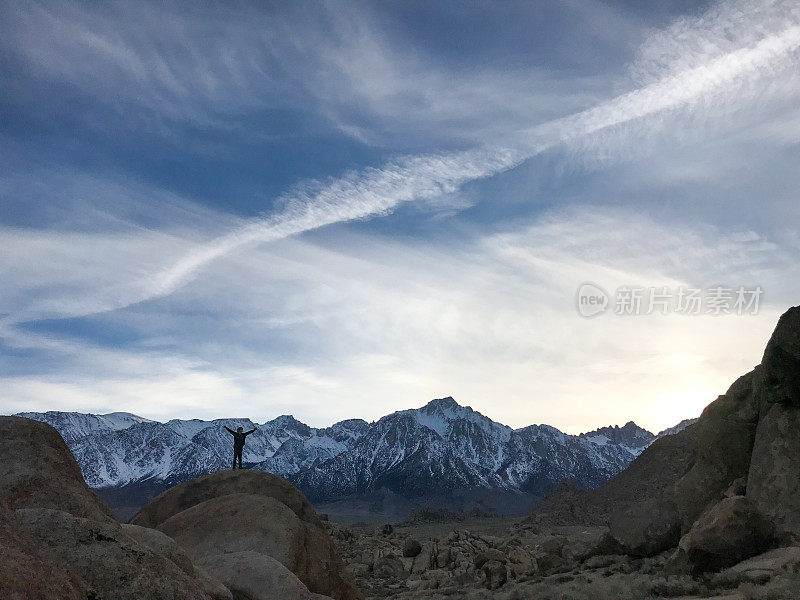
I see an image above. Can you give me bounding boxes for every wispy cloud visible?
[2,204,794,431]
[124,2,800,316]
[3,0,799,327]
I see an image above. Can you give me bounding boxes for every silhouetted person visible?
[225,425,256,469]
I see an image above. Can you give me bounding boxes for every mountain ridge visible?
[15,397,694,515]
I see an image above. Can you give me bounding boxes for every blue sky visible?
[1,0,799,433]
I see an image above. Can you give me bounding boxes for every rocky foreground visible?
[0,415,358,600]
[329,519,800,599]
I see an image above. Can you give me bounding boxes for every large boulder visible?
[16,507,217,600]
[747,306,800,536]
[720,546,800,581]
[670,370,760,532]
[131,469,320,528]
[158,494,305,566]
[155,490,359,600]
[753,305,800,409]
[0,505,87,600]
[0,416,232,599]
[403,538,422,558]
[609,497,681,557]
[122,524,233,600]
[122,523,196,573]
[197,551,333,600]
[0,416,113,522]
[563,527,621,561]
[675,496,774,574]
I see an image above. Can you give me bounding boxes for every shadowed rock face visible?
[748,306,800,536]
[675,495,774,575]
[617,307,800,570]
[754,306,800,409]
[0,416,114,522]
[197,551,333,600]
[610,497,681,557]
[16,507,215,600]
[670,369,760,533]
[527,417,698,528]
[0,416,231,600]
[747,403,800,536]
[134,470,360,600]
[0,505,87,600]
[606,307,800,560]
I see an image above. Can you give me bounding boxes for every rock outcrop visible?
[134,470,359,600]
[131,468,321,528]
[0,417,225,598]
[526,305,800,575]
[0,416,236,600]
[1,416,360,600]
[529,419,698,527]
[403,539,422,558]
[16,507,215,600]
[610,497,681,557]
[197,551,334,600]
[719,545,800,581]
[121,523,233,600]
[674,496,774,574]
[0,505,87,600]
[670,370,760,532]
[0,416,114,522]
[747,306,800,536]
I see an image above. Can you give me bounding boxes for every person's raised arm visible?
[245,427,257,436]
[224,426,235,435]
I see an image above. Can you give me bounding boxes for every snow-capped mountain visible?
[293,398,655,503]
[17,411,353,487]
[17,411,154,443]
[15,397,691,509]
[578,421,655,454]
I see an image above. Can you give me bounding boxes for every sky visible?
[1,0,799,434]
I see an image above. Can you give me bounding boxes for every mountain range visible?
[16,397,694,516]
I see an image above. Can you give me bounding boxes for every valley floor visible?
[327,516,800,600]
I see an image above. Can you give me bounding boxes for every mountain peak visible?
[580,421,654,449]
[271,414,301,425]
[424,396,459,410]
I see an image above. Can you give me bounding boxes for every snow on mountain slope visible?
[256,418,370,476]
[290,397,654,505]
[16,411,154,443]
[579,421,654,448]
[655,418,698,440]
[499,424,647,496]
[15,397,686,509]
[70,421,225,487]
[15,409,368,487]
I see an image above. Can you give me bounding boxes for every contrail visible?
[12,1,800,323]
[149,20,800,299]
